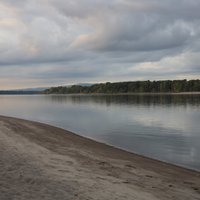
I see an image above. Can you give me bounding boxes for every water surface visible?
[0,94,199,171]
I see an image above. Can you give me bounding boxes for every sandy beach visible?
[0,116,200,200]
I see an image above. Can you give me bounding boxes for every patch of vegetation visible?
[44,79,200,94]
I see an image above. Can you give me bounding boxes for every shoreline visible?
[46,92,200,96]
[0,115,200,199]
[1,91,200,96]
[1,115,199,173]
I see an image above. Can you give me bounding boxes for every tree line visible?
[0,90,39,95]
[44,79,200,94]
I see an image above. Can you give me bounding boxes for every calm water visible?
[0,94,200,171]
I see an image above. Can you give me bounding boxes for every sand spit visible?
[0,116,200,200]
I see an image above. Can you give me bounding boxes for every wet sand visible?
[0,115,200,200]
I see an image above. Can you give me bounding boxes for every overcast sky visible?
[0,0,200,89]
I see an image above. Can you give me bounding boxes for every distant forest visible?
[0,91,39,95]
[44,79,200,94]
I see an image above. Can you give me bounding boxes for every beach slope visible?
[0,116,199,200]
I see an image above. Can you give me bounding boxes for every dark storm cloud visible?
[0,0,200,88]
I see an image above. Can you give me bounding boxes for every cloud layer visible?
[0,0,200,89]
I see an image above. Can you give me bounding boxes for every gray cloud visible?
[0,0,200,89]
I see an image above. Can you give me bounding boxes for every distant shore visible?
[0,116,200,200]
[1,91,200,95]
[45,91,200,96]
[44,80,200,95]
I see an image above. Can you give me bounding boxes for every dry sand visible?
[0,115,200,200]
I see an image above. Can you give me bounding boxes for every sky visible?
[0,0,200,89]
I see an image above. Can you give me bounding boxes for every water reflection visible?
[0,94,200,171]
[48,94,200,108]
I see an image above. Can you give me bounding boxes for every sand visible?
[0,116,200,200]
